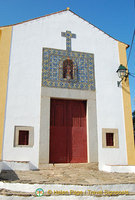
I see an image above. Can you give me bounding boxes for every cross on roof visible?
[61,31,76,52]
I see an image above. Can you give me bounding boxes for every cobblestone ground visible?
[0,163,135,185]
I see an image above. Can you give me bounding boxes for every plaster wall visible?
[3,10,127,167]
[0,27,12,160]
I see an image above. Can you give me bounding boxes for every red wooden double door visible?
[50,99,87,163]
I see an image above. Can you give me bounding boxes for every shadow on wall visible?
[122,85,130,95]
[0,170,19,181]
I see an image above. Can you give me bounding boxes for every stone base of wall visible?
[0,160,37,171]
[100,164,135,173]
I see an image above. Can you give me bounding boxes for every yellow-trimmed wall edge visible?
[118,42,135,165]
[0,26,12,160]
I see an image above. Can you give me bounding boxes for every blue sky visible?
[0,0,135,111]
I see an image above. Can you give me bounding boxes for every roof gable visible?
[0,9,128,48]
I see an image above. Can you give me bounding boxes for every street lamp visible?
[116,65,129,87]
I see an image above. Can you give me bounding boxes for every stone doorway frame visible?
[39,87,98,165]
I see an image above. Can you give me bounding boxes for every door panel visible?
[50,127,67,163]
[50,99,87,163]
[69,101,87,163]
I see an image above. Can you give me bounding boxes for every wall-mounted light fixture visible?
[116,65,129,87]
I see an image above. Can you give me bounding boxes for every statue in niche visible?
[63,58,74,80]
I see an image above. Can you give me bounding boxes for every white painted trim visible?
[0,195,134,200]
[0,182,133,193]
[100,164,135,173]
[0,182,134,198]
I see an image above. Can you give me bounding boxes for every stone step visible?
[1,162,135,186]
[39,163,98,170]
[39,163,54,169]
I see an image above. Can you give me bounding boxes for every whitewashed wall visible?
[3,10,127,168]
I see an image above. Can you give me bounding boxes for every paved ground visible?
[0,163,135,185]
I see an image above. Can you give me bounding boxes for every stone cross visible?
[61,31,76,52]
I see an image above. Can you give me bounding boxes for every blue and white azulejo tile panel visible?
[42,48,95,90]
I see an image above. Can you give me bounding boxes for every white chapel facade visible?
[0,8,135,172]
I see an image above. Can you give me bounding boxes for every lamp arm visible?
[128,72,135,77]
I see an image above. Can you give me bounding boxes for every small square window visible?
[19,130,29,145]
[106,133,114,146]
[14,126,34,147]
[102,128,119,148]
